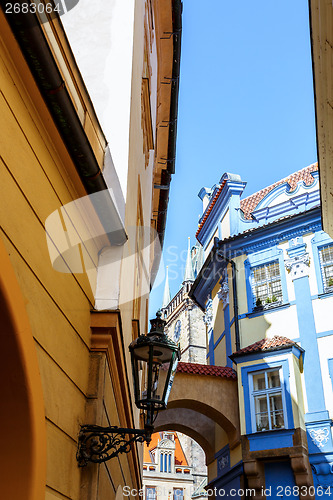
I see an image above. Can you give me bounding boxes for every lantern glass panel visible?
[164,354,179,405]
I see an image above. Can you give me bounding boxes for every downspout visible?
[151,0,182,286]
[156,0,182,247]
[1,2,127,246]
[216,245,240,352]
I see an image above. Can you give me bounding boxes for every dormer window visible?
[160,452,172,473]
[163,432,174,441]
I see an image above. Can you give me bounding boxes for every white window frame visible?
[146,487,157,500]
[319,244,333,292]
[174,488,184,500]
[251,261,283,308]
[159,451,172,473]
[248,367,288,433]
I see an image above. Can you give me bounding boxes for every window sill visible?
[318,289,333,299]
[247,429,295,452]
[251,427,286,434]
[247,302,290,318]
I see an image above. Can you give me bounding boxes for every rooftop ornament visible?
[77,311,180,466]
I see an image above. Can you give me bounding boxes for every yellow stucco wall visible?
[0,9,146,498]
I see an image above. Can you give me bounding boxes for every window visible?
[163,432,174,441]
[319,245,333,291]
[160,452,171,472]
[146,487,156,500]
[252,262,283,307]
[174,489,184,500]
[250,368,285,432]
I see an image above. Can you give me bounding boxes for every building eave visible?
[190,206,322,309]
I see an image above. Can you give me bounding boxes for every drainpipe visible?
[156,0,182,246]
[151,0,182,286]
[216,243,240,352]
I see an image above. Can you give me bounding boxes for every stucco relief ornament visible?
[204,298,213,330]
[219,455,229,469]
[309,428,330,448]
[285,253,310,280]
[217,281,229,308]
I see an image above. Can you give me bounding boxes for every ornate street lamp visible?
[77,311,180,467]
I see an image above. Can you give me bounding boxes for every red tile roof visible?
[177,361,236,379]
[196,163,318,236]
[240,163,318,219]
[196,180,227,238]
[231,335,302,357]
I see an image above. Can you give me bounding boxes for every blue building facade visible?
[190,163,333,498]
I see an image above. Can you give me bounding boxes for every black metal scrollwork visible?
[77,425,150,467]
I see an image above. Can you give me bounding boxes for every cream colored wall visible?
[293,355,306,430]
[230,445,242,469]
[214,337,227,366]
[220,209,230,240]
[238,305,299,347]
[143,476,194,500]
[318,336,333,417]
[313,297,333,333]
[215,426,229,452]
[62,0,136,195]
[118,0,158,434]
[205,228,219,257]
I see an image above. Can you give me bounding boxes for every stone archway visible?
[155,363,240,463]
[155,407,215,462]
[0,237,46,500]
[153,363,240,496]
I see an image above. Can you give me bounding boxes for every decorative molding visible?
[245,221,322,253]
[309,428,330,448]
[204,298,213,330]
[158,438,176,450]
[217,281,229,308]
[219,455,229,469]
[285,253,310,280]
[89,310,142,488]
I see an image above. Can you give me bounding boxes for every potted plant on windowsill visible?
[263,295,282,310]
[253,297,263,311]
[325,278,333,294]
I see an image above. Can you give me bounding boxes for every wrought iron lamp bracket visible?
[77,425,152,467]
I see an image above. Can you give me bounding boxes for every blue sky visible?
[149,0,317,317]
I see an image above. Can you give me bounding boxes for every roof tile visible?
[177,361,236,379]
[196,180,226,237]
[232,335,300,357]
[196,163,318,236]
[240,163,318,219]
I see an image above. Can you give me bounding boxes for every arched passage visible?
[163,366,240,445]
[154,364,239,463]
[155,407,216,462]
[0,237,46,500]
